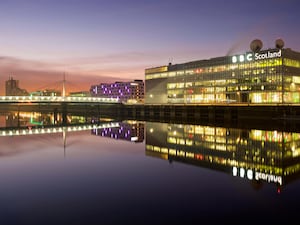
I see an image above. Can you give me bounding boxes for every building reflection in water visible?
[145,122,300,193]
[2,111,90,128]
[1,111,145,144]
[91,120,144,143]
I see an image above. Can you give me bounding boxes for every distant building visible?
[30,89,61,96]
[5,77,28,96]
[90,80,144,103]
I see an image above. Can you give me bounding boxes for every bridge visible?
[0,122,120,137]
[0,95,120,104]
[2,75,121,104]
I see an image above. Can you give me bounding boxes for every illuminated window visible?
[185,82,193,87]
[284,58,300,68]
[167,83,177,89]
[177,138,185,145]
[167,137,176,144]
[154,146,160,152]
[186,139,193,146]
[146,145,153,150]
[186,152,194,158]
[177,150,185,157]
[158,148,166,154]
[169,149,176,155]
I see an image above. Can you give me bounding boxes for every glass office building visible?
[145,44,300,104]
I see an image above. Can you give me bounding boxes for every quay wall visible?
[1,102,300,130]
[121,104,300,131]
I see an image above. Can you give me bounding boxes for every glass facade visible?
[91,120,144,142]
[146,122,300,189]
[145,48,300,104]
[90,80,144,103]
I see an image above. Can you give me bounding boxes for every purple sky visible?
[0,0,299,94]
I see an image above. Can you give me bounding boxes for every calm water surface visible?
[0,112,299,224]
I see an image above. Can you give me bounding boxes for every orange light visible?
[195,154,203,160]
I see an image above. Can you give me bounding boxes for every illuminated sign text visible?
[232,167,282,185]
[232,50,282,63]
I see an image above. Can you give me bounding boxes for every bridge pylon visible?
[62,73,66,98]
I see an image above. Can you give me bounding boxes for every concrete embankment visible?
[1,102,300,131]
[121,104,300,131]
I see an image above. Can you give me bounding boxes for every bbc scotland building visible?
[145,39,300,105]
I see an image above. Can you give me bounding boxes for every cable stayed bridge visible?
[1,75,120,104]
[0,122,120,137]
[1,77,128,124]
[0,95,120,104]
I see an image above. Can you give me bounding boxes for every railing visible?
[0,122,120,137]
[0,96,120,103]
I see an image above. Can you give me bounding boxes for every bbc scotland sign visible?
[232,49,282,63]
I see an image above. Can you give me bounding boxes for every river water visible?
[0,111,299,224]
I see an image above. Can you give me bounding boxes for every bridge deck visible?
[0,122,120,137]
[0,96,120,103]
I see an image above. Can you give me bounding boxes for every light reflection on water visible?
[0,111,299,224]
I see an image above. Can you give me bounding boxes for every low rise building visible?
[90,80,144,103]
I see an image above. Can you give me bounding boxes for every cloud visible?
[62,51,156,65]
[0,47,215,95]
[0,54,146,95]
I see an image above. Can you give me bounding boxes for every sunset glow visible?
[0,0,299,94]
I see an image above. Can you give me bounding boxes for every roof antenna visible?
[168,57,173,66]
[62,72,66,98]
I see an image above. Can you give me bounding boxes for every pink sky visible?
[1,0,299,95]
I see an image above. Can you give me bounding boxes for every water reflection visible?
[1,110,300,223]
[145,122,300,193]
[0,110,145,159]
[2,109,300,193]
[1,111,86,128]
[1,111,144,142]
[91,120,144,143]
[2,109,300,194]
